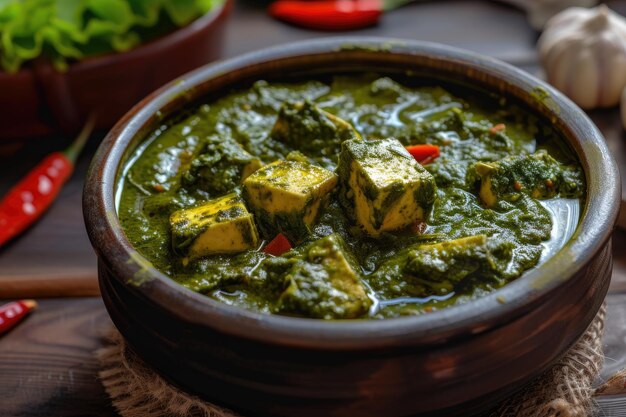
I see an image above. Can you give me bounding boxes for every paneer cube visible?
[170,193,259,260]
[337,138,437,237]
[470,150,582,208]
[182,134,262,196]
[371,235,515,299]
[242,160,337,241]
[405,235,506,283]
[271,101,360,166]
[275,234,372,319]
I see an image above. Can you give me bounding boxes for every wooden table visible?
[1,1,626,416]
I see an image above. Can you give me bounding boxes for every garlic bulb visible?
[498,0,599,30]
[538,5,626,109]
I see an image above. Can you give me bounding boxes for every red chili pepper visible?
[269,0,414,31]
[0,299,37,335]
[405,144,440,165]
[270,0,383,30]
[263,233,293,256]
[0,117,95,248]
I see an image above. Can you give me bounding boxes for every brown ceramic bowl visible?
[0,0,231,140]
[84,38,621,417]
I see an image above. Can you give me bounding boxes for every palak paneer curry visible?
[118,75,584,319]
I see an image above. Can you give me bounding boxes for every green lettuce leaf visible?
[0,0,224,73]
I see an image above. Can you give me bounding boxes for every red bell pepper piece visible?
[0,117,95,248]
[263,233,293,256]
[0,300,37,335]
[405,144,440,165]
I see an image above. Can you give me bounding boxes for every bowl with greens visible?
[0,0,231,139]
[84,38,621,416]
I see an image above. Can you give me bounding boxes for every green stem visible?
[63,114,96,163]
[382,0,416,12]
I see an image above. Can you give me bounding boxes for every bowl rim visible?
[0,0,231,77]
[84,37,621,350]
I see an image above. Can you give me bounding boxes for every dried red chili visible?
[263,233,293,256]
[0,300,37,335]
[269,0,413,31]
[405,144,440,165]
[0,117,95,248]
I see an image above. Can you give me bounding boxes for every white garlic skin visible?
[538,5,626,109]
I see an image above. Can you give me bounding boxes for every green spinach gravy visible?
[118,75,584,319]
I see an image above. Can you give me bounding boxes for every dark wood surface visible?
[1,1,625,416]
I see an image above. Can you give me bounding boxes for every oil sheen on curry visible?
[118,75,585,319]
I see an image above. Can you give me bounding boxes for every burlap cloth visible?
[96,304,626,417]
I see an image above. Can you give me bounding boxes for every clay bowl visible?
[84,38,621,417]
[0,0,231,140]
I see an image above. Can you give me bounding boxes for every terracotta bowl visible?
[0,0,231,140]
[84,38,621,417]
